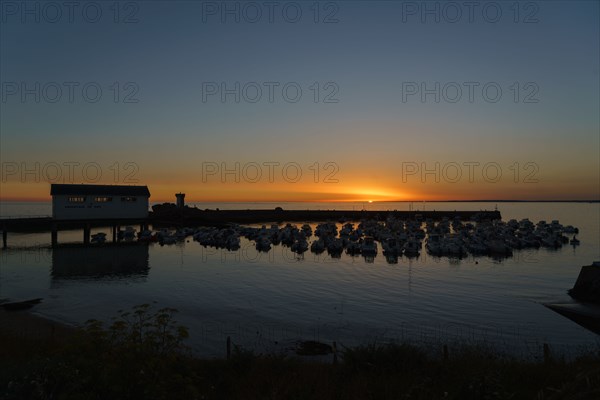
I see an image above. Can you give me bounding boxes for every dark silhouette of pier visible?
[0,217,149,247]
[0,209,501,248]
[151,209,501,226]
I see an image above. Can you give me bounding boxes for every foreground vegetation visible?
[2,305,599,400]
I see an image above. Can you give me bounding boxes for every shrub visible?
[2,304,192,400]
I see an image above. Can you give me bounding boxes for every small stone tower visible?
[176,193,185,209]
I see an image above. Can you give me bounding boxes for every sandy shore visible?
[0,307,77,344]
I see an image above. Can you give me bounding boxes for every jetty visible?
[150,208,501,226]
[1,185,501,247]
[546,262,600,335]
[0,217,149,248]
[0,209,501,248]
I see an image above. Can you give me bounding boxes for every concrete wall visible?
[570,264,600,303]
[52,194,149,220]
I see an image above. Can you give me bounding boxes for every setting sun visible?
[0,2,599,395]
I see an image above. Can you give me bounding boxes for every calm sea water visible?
[1,201,599,358]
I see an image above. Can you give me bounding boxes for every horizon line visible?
[1,198,599,203]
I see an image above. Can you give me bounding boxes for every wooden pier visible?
[0,209,501,248]
[150,209,501,227]
[0,217,149,248]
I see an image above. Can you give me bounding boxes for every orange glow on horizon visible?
[1,179,599,203]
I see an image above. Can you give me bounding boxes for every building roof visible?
[50,184,150,197]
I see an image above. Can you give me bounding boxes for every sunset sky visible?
[1,1,598,203]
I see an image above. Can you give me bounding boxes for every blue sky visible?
[1,1,599,201]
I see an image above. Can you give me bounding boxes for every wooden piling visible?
[2,228,7,249]
[51,224,58,247]
[226,336,231,360]
[83,224,90,245]
[543,343,551,363]
[332,341,338,364]
[112,225,117,242]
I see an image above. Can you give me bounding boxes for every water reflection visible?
[2,201,597,356]
[51,244,150,280]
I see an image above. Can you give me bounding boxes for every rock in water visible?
[569,262,600,303]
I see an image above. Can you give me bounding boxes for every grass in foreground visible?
[1,305,599,400]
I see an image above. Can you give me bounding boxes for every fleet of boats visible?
[85,217,580,263]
